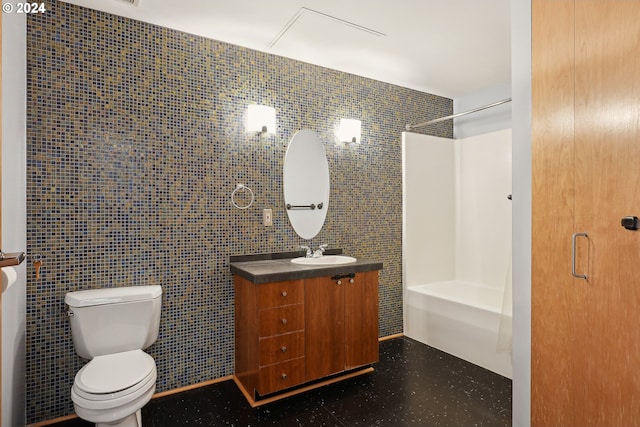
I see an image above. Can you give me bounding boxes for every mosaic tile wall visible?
[25,1,452,423]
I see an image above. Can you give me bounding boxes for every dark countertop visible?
[229,251,383,284]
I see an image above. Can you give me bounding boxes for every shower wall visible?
[455,130,512,288]
[402,134,455,285]
[403,129,512,286]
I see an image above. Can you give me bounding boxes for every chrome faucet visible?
[300,245,313,258]
[312,244,328,258]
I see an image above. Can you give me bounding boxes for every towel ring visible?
[231,184,254,210]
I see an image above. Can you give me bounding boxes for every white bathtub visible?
[404,280,512,378]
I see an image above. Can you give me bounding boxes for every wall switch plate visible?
[263,208,273,226]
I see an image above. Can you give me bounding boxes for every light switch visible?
[263,209,273,226]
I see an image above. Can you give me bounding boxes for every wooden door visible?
[531,0,577,424]
[532,1,640,425]
[572,1,640,424]
[344,270,379,369]
[304,276,345,380]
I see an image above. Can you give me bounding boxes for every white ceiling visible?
[59,0,511,99]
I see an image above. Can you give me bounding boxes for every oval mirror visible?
[283,129,330,240]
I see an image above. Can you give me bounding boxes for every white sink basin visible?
[291,255,357,266]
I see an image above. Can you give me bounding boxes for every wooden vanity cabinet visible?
[234,270,379,402]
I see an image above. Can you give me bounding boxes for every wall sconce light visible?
[247,104,276,134]
[338,118,362,144]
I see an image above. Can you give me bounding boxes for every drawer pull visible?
[281,346,287,353]
[349,278,355,284]
[332,273,355,280]
[281,291,288,297]
[281,373,288,380]
[332,273,355,285]
[281,318,288,324]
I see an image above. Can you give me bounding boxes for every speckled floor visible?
[52,336,512,427]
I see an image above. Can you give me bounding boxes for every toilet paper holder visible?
[0,251,25,268]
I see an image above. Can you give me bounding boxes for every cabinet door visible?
[344,271,379,369]
[305,276,345,380]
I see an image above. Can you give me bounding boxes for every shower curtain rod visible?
[405,98,512,131]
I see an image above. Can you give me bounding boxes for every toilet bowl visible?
[65,286,162,427]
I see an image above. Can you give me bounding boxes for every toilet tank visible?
[65,285,162,359]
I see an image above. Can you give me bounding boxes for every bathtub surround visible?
[402,129,512,378]
[26,1,451,423]
[405,281,512,378]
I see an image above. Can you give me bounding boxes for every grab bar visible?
[571,232,588,280]
[286,203,323,210]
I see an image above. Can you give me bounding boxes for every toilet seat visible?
[74,350,156,401]
[73,368,156,403]
[72,374,156,424]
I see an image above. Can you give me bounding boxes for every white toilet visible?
[65,285,162,427]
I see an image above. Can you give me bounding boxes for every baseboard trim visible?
[27,376,234,427]
[28,413,78,427]
[152,375,233,399]
[379,332,404,342]
[234,367,375,408]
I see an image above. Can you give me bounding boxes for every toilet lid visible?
[75,350,155,394]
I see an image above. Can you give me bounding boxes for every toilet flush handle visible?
[67,310,74,317]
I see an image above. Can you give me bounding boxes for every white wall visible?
[454,82,512,139]
[455,129,512,288]
[402,132,455,286]
[2,5,27,426]
[511,0,532,425]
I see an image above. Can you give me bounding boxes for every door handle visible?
[621,216,639,231]
[571,232,588,280]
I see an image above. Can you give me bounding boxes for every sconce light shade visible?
[338,118,362,144]
[247,105,276,134]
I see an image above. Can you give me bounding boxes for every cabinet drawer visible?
[260,331,304,366]
[257,279,304,309]
[257,357,305,395]
[259,304,304,337]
